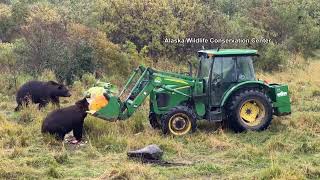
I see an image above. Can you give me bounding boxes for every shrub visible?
[14,4,131,85]
[39,69,57,82]
[81,73,96,88]
[255,43,289,71]
[0,4,14,42]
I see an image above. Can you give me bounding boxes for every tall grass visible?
[0,60,319,179]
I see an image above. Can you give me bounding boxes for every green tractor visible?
[86,49,291,135]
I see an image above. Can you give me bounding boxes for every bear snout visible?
[65,92,72,97]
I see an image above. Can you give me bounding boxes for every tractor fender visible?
[220,81,270,107]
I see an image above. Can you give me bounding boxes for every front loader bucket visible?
[85,83,121,121]
[93,96,121,120]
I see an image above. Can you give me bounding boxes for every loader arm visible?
[119,66,156,119]
[91,66,194,121]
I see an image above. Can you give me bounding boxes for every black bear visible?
[15,80,71,111]
[41,98,89,142]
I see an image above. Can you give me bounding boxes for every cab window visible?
[237,56,256,81]
[198,55,212,79]
[212,57,237,82]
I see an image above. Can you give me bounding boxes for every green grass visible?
[0,62,320,179]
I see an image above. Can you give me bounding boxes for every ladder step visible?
[208,110,223,122]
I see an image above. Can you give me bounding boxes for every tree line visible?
[0,0,319,84]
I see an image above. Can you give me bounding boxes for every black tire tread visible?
[226,88,273,132]
[149,112,161,129]
[161,106,197,135]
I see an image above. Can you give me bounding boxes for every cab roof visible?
[198,49,258,56]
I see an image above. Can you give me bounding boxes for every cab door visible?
[197,54,213,106]
[210,56,237,106]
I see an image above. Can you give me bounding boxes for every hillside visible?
[0,60,319,179]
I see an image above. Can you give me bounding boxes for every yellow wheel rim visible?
[168,113,192,136]
[240,99,265,126]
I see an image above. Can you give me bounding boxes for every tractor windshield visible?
[198,55,212,79]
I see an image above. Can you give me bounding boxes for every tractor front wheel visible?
[161,106,197,136]
[227,89,273,132]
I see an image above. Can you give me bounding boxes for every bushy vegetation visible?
[0,0,320,84]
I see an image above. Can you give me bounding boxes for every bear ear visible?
[48,81,59,86]
[75,98,89,109]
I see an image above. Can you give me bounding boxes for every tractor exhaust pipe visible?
[188,61,192,76]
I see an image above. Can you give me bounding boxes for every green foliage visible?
[123,40,151,67]
[0,4,14,42]
[5,3,131,84]
[1,0,319,81]
[0,42,24,93]
[99,0,230,59]
[81,73,96,88]
[39,69,57,82]
[63,41,95,84]
[0,43,17,70]
[256,43,289,71]
[19,3,70,77]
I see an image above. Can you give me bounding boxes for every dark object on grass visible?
[15,80,71,111]
[127,144,163,161]
[127,144,191,166]
[41,98,89,141]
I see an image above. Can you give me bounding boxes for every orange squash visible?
[89,95,109,112]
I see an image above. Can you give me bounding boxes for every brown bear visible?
[41,98,89,142]
[15,80,71,111]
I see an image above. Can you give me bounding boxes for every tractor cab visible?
[197,49,258,106]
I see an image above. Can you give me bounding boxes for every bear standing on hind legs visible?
[41,98,89,143]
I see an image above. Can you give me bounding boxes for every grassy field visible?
[0,60,320,179]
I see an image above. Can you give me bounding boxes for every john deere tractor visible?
[86,49,291,135]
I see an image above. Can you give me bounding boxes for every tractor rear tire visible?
[149,112,161,129]
[227,89,273,132]
[161,106,197,136]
